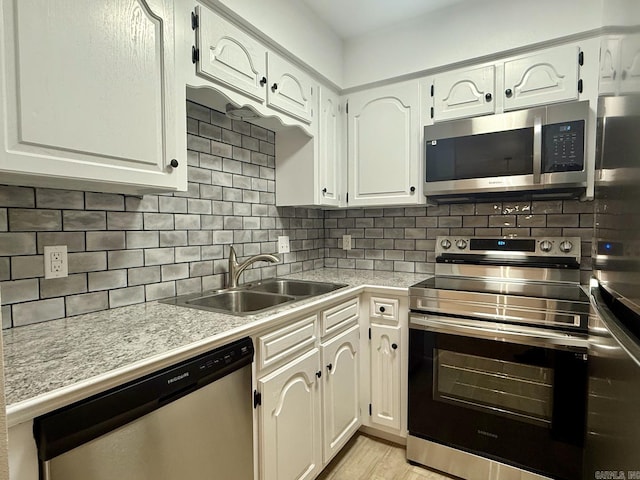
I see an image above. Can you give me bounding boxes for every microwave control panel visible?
[543,120,585,173]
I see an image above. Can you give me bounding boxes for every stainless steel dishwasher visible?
[33,337,254,480]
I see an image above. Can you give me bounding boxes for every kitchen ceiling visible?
[301,0,472,38]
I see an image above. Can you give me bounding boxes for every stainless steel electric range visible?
[407,236,590,480]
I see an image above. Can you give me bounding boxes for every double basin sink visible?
[162,278,348,316]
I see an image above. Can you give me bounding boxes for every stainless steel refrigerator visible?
[586,75,640,475]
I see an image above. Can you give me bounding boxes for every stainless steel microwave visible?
[424,101,590,201]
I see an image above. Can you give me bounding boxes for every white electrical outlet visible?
[277,235,290,254]
[44,245,68,279]
[342,234,352,250]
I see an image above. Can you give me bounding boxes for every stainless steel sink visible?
[186,290,295,314]
[161,278,348,315]
[246,279,346,296]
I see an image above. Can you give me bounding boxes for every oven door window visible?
[434,349,553,426]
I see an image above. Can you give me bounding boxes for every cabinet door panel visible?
[504,45,579,111]
[322,326,360,463]
[348,81,420,206]
[259,349,322,480]
[318,87,341,206]
[620,33,640,94]
[434,65,495,121]
[599,37,621,96]
[370,324,401,431]
[267,52,314,124]
[196,5,267,102]
[0,0,184,193]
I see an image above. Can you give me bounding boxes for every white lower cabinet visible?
[320,325,360,463]
[258,348,323,480]
[362,294,409,440]
[255,297,361,480]
[369,324,402,431]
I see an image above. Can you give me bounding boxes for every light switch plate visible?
[44,245,68,279]
[277,236,290,254]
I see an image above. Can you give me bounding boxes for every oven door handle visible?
[409,314,588,351]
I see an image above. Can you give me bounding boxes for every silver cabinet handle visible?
[533,116,542,184]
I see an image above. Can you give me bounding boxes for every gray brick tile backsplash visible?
[145,281,176,301]
[66,291,109,317]
[36,189,84,210]
[0,208,6,232]
[10,255,43,279]
[63,211,106,231]
[126,231,159,249]
[86,232,126,251]
[89,270,127,291]
[0,101,596,329]
[107,212,143,230]
[13,298,65,327]
[85,192,125,211]
[109,286,145,308]
[0,186,35,208]
[1,305,11,329]
[107,250,143,269]
[40,274,87,298]
[69,252,108,273]
[0,258,9,281]
[9,209,62,231]
[0,233,37,257]
[125,195,159,212]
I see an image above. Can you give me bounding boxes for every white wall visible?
[215,0,343,87]
[343,0,605,89]
[602,0,640,27]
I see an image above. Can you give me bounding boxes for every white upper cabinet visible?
[433,65,496,121]
[318,87,342,207]
[428,44,584,123]
[503,45,580,111]
[195,5,267,103]
[267,52,315,124]
[620,33,640,94]
[0,0,186,194]
[597,34,640,96]
[599,36,621,95]
[347,80,421,207]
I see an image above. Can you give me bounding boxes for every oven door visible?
[408,314,588,480]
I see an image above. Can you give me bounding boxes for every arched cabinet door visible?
[369,324,401,431]
[267,52,315,124]
[318,87,341,207]
[0,0,185,194]
[258,348,322,480]
[433,65,496,121]
[347,80,421,207]
[321,325,360,463]
[504,45,580,111]
[195,5,267,103]
[599,36,621,96]
[620,33,640,94]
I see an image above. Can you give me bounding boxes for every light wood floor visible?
[317,434,455,480]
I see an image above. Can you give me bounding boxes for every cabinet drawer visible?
[321,298,359,338]
[370,297,399,323]
[257,314,317,371]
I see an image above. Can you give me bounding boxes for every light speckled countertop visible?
[3,268,428,424]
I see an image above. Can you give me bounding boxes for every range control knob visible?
[540,240,553,252]
[456,239,468,250]
[440,239,452,250]
[559,240,574,253]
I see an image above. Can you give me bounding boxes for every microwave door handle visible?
[533,116,542,184]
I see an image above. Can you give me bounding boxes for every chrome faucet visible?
[227,245,280,288]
